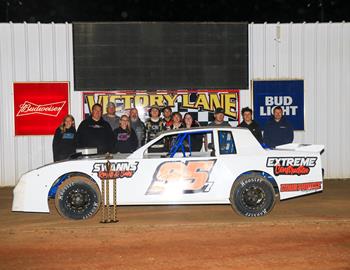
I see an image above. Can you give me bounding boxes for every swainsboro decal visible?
[146,160,216,195]
[92,161,139,179]
[280,182,322,192]
[266,157,318,176]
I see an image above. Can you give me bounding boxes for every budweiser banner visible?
[14,82,69,135]
[83,90,240,126]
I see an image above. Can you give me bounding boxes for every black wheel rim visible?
[241,185,266,209]
[64,187,93,214]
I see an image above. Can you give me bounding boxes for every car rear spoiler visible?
[275,143,325,154]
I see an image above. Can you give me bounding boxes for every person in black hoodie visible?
[113,115,138,153]
[238,107,263,143]
[52,114,77,162]
[76,103,114,154]
[263,106,294,148]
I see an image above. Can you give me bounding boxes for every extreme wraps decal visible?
[267,157,318,176]
[92,161,139,179]
[280,182,322,192]
[146,160,216,195]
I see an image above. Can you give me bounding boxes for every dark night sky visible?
[1,0,349,23]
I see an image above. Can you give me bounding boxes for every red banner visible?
[14,82,69,135]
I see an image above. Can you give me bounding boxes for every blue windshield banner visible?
[252,80,304,131]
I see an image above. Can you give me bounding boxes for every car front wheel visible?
[55,176,101,220]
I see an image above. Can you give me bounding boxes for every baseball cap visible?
[214,107,224,114]
[150,105,160,111]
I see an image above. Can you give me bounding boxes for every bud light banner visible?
[14,82,69,135]
[252,80,304,131]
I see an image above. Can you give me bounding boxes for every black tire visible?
[55,176,101,220]
[230,173,276,217]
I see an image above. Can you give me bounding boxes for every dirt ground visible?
[0,179,349,270]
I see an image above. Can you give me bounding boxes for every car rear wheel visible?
[230,173,276,217]
[55,176,101,220]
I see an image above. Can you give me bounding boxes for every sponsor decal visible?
[267,157,318,176]
[252,80,304,130]
[92,161,139,179]
[16,101,66,117]
[146,160,216,195]
[260,96,298,116]
[14,82,69,135]
[280,182,322,192]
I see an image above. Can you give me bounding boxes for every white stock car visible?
[12,127,325,220]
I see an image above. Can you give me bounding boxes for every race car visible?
[12,127,325,220]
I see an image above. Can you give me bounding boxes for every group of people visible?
[237,106,294,148]
[52,102,294,162]
[53,103,200,161]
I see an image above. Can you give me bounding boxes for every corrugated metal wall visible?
[0,23,83,186]
[249,22,350,178]
[0,22,349,186]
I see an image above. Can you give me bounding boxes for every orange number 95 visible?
[146,160,216,195]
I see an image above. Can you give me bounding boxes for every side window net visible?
[218,131,236,155]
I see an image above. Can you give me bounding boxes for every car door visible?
[214,129,269,200]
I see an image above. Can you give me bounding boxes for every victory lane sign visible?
[83,90,240,125]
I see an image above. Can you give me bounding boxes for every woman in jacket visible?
[113,115,138,153]
[52,114,77,162]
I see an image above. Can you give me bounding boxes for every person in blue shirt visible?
[263,106,294,148]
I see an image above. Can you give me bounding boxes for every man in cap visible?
[210,107,231,127]
[209,108,231,155]
[102,102,120,131]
